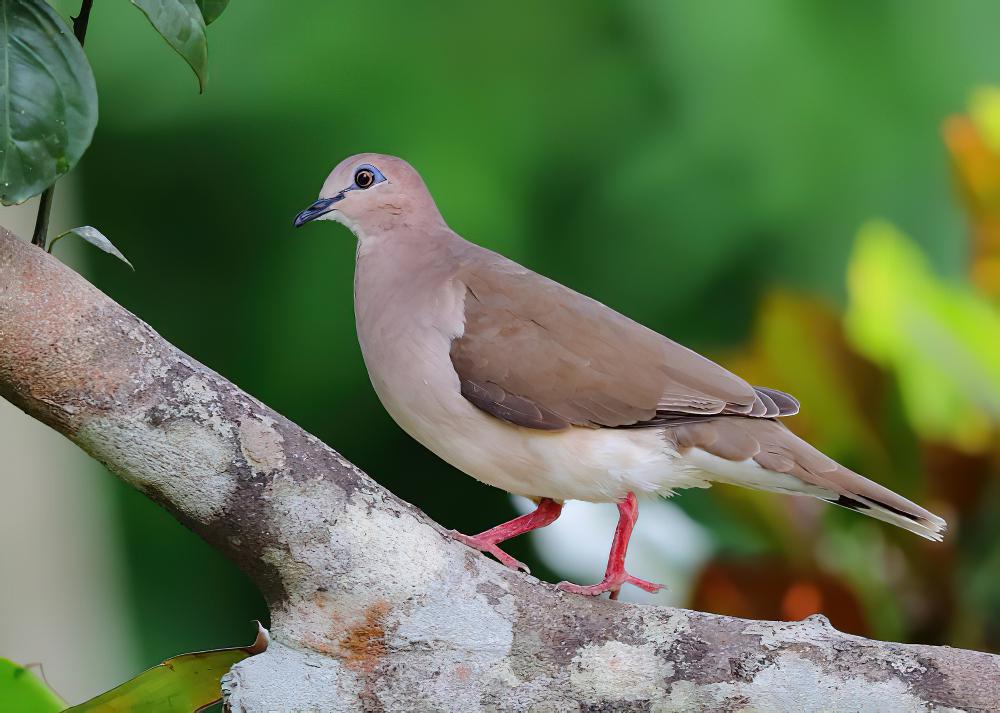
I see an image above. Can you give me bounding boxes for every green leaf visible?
[195,0,229,25]
[131,0,209,92]
[970,85,1000,155]
[66,622,268,713]
[0,0,98,205]
[48,225,134,269]
[844,221,1000,451]
[0,659,65,713]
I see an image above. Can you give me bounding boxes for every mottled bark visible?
[1,227,997,712]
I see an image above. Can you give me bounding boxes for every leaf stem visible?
[30,187,54,247]
[30,0,94,248]
[72,0,94,46]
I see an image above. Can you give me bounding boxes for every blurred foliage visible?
[945,86,1000,298]
[0,659,64,713]
[846,220,1000,451]
[691,87,1000,650]
[11,0,1000,695]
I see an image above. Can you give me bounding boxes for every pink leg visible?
[447,498,563,573]
[557,492,663,600]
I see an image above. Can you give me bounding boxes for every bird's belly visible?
[362,333,710,502]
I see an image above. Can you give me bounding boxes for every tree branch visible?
[1,226,997,711]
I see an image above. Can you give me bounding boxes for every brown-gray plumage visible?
[452,263,799,431]
[446,246,940,540]
[295,153,945,597]
[667,418,942,538]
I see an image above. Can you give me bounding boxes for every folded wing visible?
[450,256,798,431]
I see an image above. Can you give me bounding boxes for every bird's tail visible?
[669,418,947,541]
[823,489,946,541]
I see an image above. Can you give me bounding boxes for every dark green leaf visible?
[65,622,268,712]
[48,225,134,270]
[130,0,209,92]
[0,0,98,205]
[196,0,229,25]
[0,659,64,713]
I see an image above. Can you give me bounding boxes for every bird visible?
[294,153,947,599]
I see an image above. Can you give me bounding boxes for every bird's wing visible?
[450,254,798,431]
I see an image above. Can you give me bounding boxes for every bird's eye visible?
[354,169,375,189]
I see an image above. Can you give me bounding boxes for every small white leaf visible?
[49,226,134,270]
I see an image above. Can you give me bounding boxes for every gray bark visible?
[1,226,998,712]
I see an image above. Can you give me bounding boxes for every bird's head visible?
[293,153,441,236]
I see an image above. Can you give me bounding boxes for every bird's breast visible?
[350,248,700,502]
[354,256,470,442]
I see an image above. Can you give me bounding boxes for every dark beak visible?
[293,194,344,227]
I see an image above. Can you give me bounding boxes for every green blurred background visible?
[4,0,1000,703]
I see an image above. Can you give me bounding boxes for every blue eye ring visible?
[353,163,386,190]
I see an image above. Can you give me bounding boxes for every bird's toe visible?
[445,529,531,573]
[556,580,613,597]
[557,573,665,598]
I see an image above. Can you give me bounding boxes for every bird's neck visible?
[343,198,447,243]
[353,229,463,361]
[355,224,454,269]
[353,211,450,254]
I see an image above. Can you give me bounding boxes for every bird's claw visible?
[445,529,531,573]
[557,573,664,599]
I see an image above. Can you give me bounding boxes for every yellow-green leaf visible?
[844,221,1000,451]
[0,659,65,713]
[969,86,1000,155]
[66,622,268,713]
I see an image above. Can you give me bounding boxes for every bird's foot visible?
[557,572,663,599]
[446,530,531,573]
[443,499,563,574]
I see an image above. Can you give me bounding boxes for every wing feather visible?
[449,254,797,430]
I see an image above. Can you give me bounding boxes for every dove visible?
[294,153,946,599]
